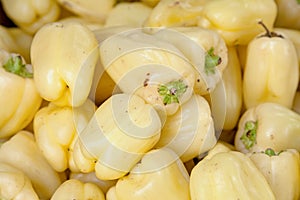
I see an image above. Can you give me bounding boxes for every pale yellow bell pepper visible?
[51,179,105,200]
[249,148,300,200]
[33,99,96,172]
[1,0,61,34]
[0,50,42,139]
[274,27,300,71]
[73,93,161,180]
[190,150,275,200]
[0,131,63,200]
[243,23,299,109]
[0,162,39,200]
[105,2,152,27]
[57,0,115,23]
[274,0,300,30]
[197,0,277,46]
[234,102,300,154]
[222,47,243,130]
[106,148,190,200]
[159,27,228,96]
[99,27,197,117]
[30,21,99,107]
[144,0,206,27]
[155,94,216,162]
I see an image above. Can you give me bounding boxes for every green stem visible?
[3,55,33,78]
[258,21,283,38]
[264,148,284,156]
[158,79,188,105]
[240,121,258,150]
[205,47,221,75]
[264,148,276,156]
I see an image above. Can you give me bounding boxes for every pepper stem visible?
[258,21,283,38]
[158,79,188,105]
[264,148,276,156]
[205,47,221,75]
[3,55,33,78]
[263,148,284,156]
[240,120,258,150]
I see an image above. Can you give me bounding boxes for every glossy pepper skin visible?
[197,0,277,46]
[274,28,300,72]
[144,0,206,27]
[249,148,300,200]
[99,27,197,117]
[0,162,39,200]
[33,99,96,172]
[274,0,300,30]
[73,93,162,180]
[243,23,299,109]
[51,179,105,200]
[106,148,190,200]
[190,150,275,200]
[0,131,63,200]
[31,21,99,107]
[155,94,216,162]
[0,50,42,139]
[1,0,61,34]
[161,27,228,96]
[234,102,300,154]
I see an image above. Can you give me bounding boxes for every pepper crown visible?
[263,148,284,157]
[204,47,221,75]
[3,55,33,78]
[158,79,188,105]
[240,120,258,150]
[258,21,283,38]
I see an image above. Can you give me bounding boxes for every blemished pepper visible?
[249,148,300,200]
[235,102,300,154]
[98,27,197,117]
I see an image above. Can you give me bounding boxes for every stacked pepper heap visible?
[0,0,300,200]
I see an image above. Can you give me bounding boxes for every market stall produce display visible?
[0,0,300,199]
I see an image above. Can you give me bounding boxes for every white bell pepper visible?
[106,148,190,200]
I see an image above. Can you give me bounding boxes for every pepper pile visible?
[0,0,300,200]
